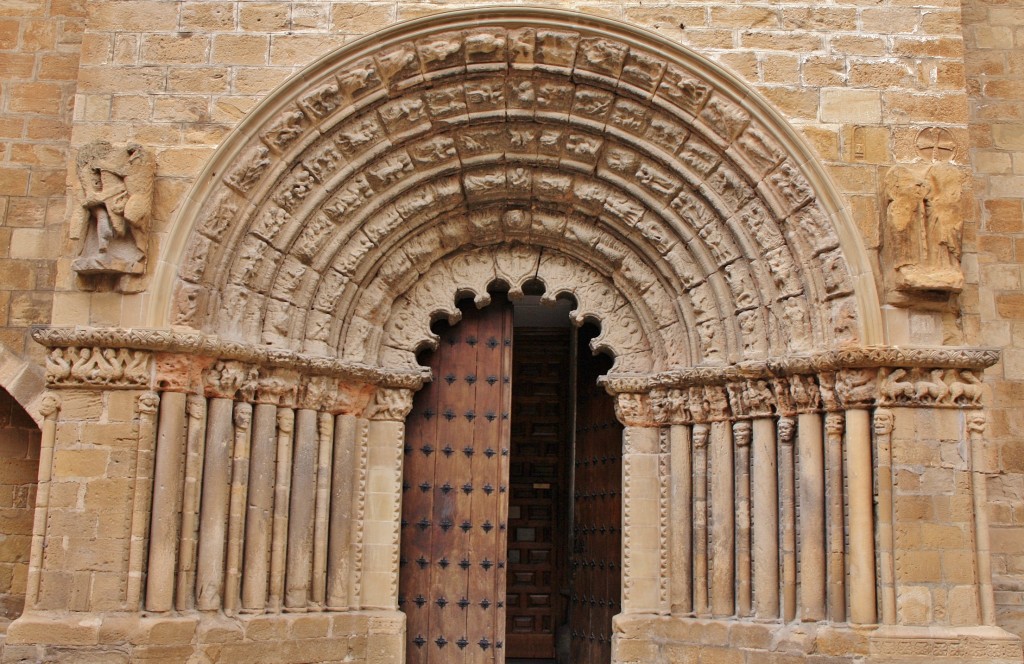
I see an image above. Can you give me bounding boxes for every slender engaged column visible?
[196,397,235,610]
[241,402,278,611]
[779,416,797,622]
[286,408,319,609]
[825,412,846,623]
[845,408,876,624]
[692,423,710,616]
[224,402,253,614]
[269,407,295,611]
[312,411,335,606]
[734,421,752,617]
[176,395,207,611]
[874,409,896,624]
[798,410,826,621]
[710,416,735,617]
[146,390,189,612]
[669,424,692,615]
[327,414,362,609]
[127,392,160,609]
[968,412,997,626]
[752,416,779,619]
[26,395,59,609]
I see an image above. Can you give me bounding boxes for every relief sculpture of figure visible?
[883,162,966,296]
[72,141,155,278]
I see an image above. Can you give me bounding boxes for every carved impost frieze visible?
[600,345,999,414]
[31,327,429,398]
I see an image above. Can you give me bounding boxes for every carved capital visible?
[650,387,690,426]
[614,392,656,427]
[233,401,253,430]
[255,369,299,406]
[733,420,752,447]
[692,423,710,448]
[777,416,796,446]
[138,391,160,415]
[704,385,730,422]
[789,374,821,413]
[835,367,877,408]
[873,408,894,437]
[366,387,415,421]
[824,412,845,437]
[205,360,259,400]
[967,410,986,436]
[39,394,61,419]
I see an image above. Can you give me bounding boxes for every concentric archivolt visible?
[158,9,882,371]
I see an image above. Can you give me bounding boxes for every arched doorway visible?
[0,388,40,630]
[399,293,621,663]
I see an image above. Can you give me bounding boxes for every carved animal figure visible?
[948,369,984,406]
[914,369,950,403]
[880,368,915,402]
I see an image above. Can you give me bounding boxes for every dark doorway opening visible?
[399,294,621,664]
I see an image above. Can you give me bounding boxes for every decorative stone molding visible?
[599,346,998,423]
[32,326,429,396]
[152,8,889,376]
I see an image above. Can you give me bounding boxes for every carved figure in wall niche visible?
[883,163,966,295]
[72,141,154,278]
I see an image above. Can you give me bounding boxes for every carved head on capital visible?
[873,409,894,436]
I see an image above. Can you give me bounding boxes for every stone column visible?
[874,408,896,624]
[751,414,778,619]
[361,387,414,610]
[196,397,234,610]
[127,391,160,609]
[176,394,207,611]
[224,401,253,614]
[778,416,797,622]
[692,422,710,616]
[669,422,692,615]
[621,423,663,614]
[241,402,278,611]
[845,407,876,624]
[269,407,294,611]
[312,411,335,606]
[794,377,825,622]
[734,420,752,617]
[824,411,846,623]
[327,414,364,609]
[25,394,59,609]
[968,412,997,626]
[286,408,319,610]
[146,390,189,612]
[708,386,734,617]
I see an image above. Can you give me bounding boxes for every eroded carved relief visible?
[883,163,967,296]
[72,141,155,279]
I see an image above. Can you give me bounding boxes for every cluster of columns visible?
[140,367,416,616]
[615,374,879,625]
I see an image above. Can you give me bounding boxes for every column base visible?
[1,609,405,663]
[612,614,1023,663]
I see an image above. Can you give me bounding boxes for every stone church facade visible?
[0,1,1022,663]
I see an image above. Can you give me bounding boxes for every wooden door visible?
[506,329,571,659]
[569,348,621,663]
[400,301,514,663]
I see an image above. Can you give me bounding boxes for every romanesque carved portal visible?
[23,8,1020,664]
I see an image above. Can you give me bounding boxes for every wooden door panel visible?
[400,302,513,663]
[506,329,571,660]
[570,348,621,664]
